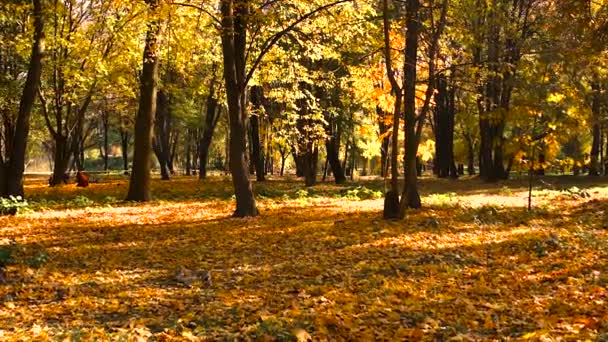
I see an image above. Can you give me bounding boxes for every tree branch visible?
[245,0,352,85]
[171,2,222,27]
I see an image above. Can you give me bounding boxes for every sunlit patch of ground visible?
[0,176,607,340]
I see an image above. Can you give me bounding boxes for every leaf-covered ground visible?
[1,175,608,340]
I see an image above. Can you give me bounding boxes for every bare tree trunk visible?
[589,81,601,176]
[399,0,422,215]
[325,117,346,184]
[2,0,44,198]
[120,128,130,172]
[153,90,171,180]
[250,86,266,182]
[185,130,192,176]
[102,110,109,171]
[220,0,257,217]
[126,0,161,202]
[382,0,403,219]
[199,85,221,179]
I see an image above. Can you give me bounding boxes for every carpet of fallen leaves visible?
[1,175,608,341]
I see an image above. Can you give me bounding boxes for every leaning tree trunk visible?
[220,0,257,217]
[377,106,390,178]
[126,0,161,202]
[2,0,44,198]
[198,89,220,179]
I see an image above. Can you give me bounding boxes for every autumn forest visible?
[0,0,608,340]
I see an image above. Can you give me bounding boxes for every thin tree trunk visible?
[399,0,422,215]
[103,111,109,171]
[199,87,220,179]
[589,81,601,176]
[382,0,402,219]
[186,130,192,176]
[250,86,265,182]
[120,128,130,172]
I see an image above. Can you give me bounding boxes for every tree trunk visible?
[49,136,71,186]
[102,111,109,171]
[250,86,266,182]
[293,151,305,177]
[465,133,476,175]
[198,87,220,179]
[382,0,403,219]
[325,118,346,184]
[220,0,257,217]
[399,0,422,215]
[433,73,458,179]
[2,0,44,198]
[126,0,161,202]
[153,139,171,180]
[120,129,130,172]
[250,114,265,182]
[185,130,192,176]
[378,106,390,178]
[280,156,286,176]
[153,90,171,180]
[589,81,601,176]
[303,146,318,187]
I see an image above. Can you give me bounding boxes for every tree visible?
[126,0,161,202]
[218,0,350,217]
[0,0,44,199]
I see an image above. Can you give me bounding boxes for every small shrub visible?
[257,186,282,199]
[69,195,94,208]
[295,188,310,199]
[0,241,17,267]
[499,186,513,196]
[343,186,383,200]
[559,186,590,199]
[29,250,50,268]
[425,192,458,208]
[103,196,118,204]
[0,196,30,215]
[471,204,502,225]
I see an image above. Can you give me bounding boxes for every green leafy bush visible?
[69,195,94,207]
[343,186,383,200]
[0,196,30,215]
[425,192,458,208]
[295,188,310,199]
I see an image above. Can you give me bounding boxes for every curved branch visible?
[171,2,222,27]
[245,0,352,85]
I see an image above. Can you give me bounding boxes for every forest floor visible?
[1,174,607,340]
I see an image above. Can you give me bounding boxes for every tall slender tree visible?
[0,0,44,199]
[126,0,161,201]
